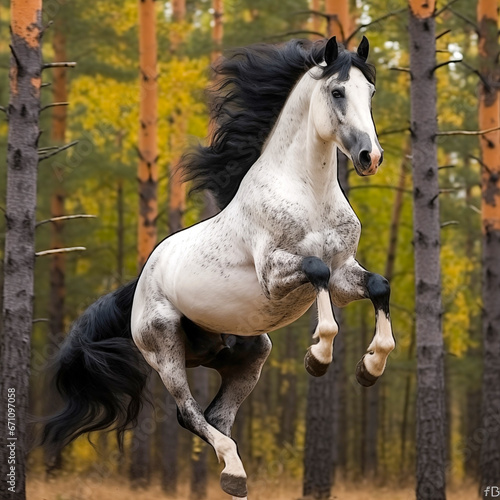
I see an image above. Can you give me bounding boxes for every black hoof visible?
[355,356,379,387]
[304,347,330,377]
[220,472,248,498]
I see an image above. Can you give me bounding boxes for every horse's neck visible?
[260,73,338,196]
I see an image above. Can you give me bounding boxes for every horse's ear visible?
[357,36,369,61]
[324,36,338,65]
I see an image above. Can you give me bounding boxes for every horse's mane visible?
[181,38,376,210]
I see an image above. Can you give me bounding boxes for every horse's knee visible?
[302,256,330,291]
[366,273,390,312]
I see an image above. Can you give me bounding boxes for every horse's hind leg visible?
[132,299,248,498]
[204,334,272,436]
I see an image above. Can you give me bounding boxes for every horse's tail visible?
[41,278,150,459]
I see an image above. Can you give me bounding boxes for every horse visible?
[42,36,395,499]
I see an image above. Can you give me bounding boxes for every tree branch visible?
[378,127,410,136]
[432,59,463,73]
[389,67,412,75]
[292,9,330,21]
[0,106,6,115]
[36,214,97,228]
[344,8,406,45]
[448,7,479,32]
[441,220,459,228]
[41,20,53,36]
[265,29,326,41]
[32,318,49,323]
[469,154,493,175]
[436,126,500,137]
[436,29,452,40]
[435,0,460,17]
[35,246,86,257]
[461,61,490,90]
[43,62,77,70]
[38,140,79,161]
[40,101,69,112]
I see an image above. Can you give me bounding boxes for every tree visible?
[408,1,447,498]
[478,0,500,495]
[130,0,159,488]
[0,0,43,498]
[303,3,351,495]
[44,7,69,473]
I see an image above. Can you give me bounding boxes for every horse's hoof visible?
[355,356,379,387]
[220,472,248,498]
[304,347,330,377]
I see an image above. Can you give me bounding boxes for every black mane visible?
[181,38,376,210]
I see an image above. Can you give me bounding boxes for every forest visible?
[0,0,499,499]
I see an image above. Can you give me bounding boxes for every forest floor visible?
[28,475,480,500]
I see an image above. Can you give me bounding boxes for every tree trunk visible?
[44,14,68,474]
[212,0,223,62]
[190,368,210,499]
[279,326,298,447]
[408,2,447,498]
[116,178,124,285]
[478,0,500,495]
[325,0,350,43]
[159,385,179,494]
[303,304,335,499]
[130,0,158,488]
[0,1,43,498]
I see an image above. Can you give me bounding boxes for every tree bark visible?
[130,0,159,488]
[325,0,351,43]
[478,0,500,495]
[279,326,298,447]
[408,2,447,498]
[190,368,210,499]
[44,12,68,474]
[212,0,223,62]
[303,304,335,499]
[0,1,43,498]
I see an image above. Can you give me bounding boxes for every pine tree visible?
[478,0,500,495]
[408,1,447,498]
[130,0,159,488]
[0,1,43,498]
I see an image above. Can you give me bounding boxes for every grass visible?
[28,475,480,500]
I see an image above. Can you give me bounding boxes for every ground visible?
[28,475,479,499]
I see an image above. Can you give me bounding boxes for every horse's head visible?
[310,36,383,176]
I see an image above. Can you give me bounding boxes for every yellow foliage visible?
[440,244,478,357]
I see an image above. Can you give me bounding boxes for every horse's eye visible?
[332,90,344,99]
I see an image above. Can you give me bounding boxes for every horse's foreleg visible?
[132,300,248,498]
[204,334,272,436]
[257,251,338,377]
[330,259,395,386]
[304,288,339,377]
[355,273,394,386]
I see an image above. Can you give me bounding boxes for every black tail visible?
[41,278,150,458]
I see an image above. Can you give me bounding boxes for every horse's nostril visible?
[359,150,371,168]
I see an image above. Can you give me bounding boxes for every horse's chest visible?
[295,206,361,265]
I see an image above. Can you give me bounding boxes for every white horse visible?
[43,36,395,499]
